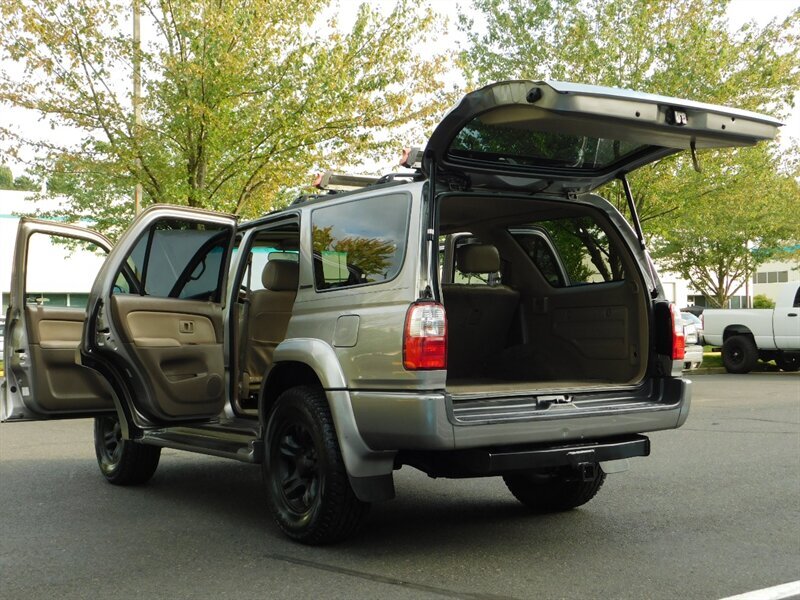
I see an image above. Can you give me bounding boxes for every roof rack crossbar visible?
[313,171,381,191]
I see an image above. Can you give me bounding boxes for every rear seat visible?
[241,259,299,396]
[441,244,520,379]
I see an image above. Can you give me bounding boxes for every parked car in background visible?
[681,312,703,370]
[681,312,704,346]
[703,283,800,373]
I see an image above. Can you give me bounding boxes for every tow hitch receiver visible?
[575,462,598,482]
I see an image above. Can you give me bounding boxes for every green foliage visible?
[0,0,453,239]
[650,143,800,307]
[12,175,37,191]
[459,0,800,307]
[0,164,38,190]
[753,294,776,309]
[0,165,12,189]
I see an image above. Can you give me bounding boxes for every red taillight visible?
[403,302,447,370]
[670,303,685,360]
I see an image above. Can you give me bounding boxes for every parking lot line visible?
[720,580,800,600]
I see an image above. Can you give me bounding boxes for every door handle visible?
[179,320,195,334]
[788,313,798,317]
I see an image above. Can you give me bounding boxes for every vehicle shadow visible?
[2,453,613,559]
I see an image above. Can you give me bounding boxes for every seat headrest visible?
[456,244,500,274]
[262,260,299,292]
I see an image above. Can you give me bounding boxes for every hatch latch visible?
[537,394,573,408]
[666,108,688,126]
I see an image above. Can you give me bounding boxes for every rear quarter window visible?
[310,193,411,291]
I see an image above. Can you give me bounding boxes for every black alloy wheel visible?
[93,416,161,485]
[722,335,758,374]
[273,420,321,516]
[776,355,800,372]
[263,386,369,544]
[97,415,124,467]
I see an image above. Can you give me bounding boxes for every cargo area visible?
[437,194,649,396]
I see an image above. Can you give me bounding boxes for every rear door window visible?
[115,219,231,302]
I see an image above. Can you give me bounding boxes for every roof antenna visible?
[690,140,702,173]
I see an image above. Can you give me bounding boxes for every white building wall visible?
[1,190,102,313]
[752,259,800,302]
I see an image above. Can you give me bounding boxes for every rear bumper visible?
[349,377,691,451]
[683,344,703,368]
[397,434,650,477]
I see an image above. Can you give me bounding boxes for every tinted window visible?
[449,107,648,170]
[511,215,627,287]
[116,219,231,301]
[311,194,410,291]
[512,231,565,287]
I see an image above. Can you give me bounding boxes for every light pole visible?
[133,0,142,215]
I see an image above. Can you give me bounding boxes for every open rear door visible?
[2,219,115,421]
[79,206,237,430]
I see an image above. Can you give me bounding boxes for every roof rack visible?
[290,192,332,206]
[312,172,380,191]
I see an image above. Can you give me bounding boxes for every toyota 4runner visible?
[2,81,780,544]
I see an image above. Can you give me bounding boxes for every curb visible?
[687,368,799,376]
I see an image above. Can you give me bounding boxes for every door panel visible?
[110,295,224,419]
[80,206,237,428]
[26,306,113,412]
[2,219,114,422]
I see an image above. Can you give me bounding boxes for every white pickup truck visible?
[703,283,800,373]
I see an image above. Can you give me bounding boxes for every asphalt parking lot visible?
[1,374,798,600]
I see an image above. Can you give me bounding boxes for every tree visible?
[753,294,776,309]
[0,164,13,189]
[12,174,37,191]
[650,144,800,308]
[458,0,800,306]
[0,0,453,239]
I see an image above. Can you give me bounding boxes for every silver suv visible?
[1,81,779,544]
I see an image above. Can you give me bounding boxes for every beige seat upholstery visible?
[441,244,520,379]
[242,260,299,393]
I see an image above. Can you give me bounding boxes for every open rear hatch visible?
[423,80,781,194]
[427,80,780,408]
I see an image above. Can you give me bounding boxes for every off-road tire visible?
[263,385,369,545]
[722,335,758,374]
[93,416,161,485]
[503,466,606,512]
[776,355,800,372]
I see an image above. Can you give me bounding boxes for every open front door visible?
[80,206,237,429]
[2,219,115,421]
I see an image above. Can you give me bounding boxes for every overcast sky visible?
[1,0,797,178]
